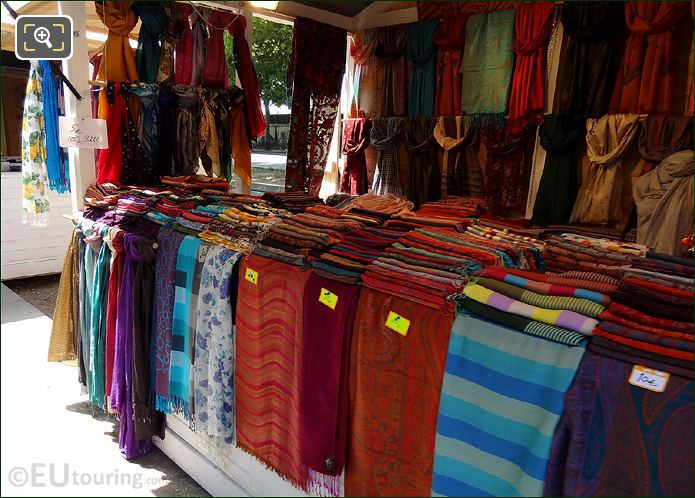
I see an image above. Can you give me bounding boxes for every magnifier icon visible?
[34,27,52,49]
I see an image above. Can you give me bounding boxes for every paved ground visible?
[0,283,208,497]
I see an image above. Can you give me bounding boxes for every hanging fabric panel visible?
[407,20,440,117]
[203,9,230,89]
[404,116,440,207]
[340,118,372,195]
[134,1,166,84]
[174,4,193,85]
[174,84,201,176]
[96,83,125,184]
[156,3,183,83]
[374,25,409,117]
[94,0,139,82]
[48,231,80,362]
[130,82,159,166]
[190,9,208,87]
[433,15,467,117]
[637,116,694,171]
[370,117,405,196]
[349,31,377,117]
[434,116,484,198]
[156,83,178,176]
[39,60,69,194]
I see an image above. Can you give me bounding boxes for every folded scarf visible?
[602,302,694,334]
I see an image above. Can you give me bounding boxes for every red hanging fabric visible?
[433,15,467,116]
[610,1,690,114]
[174,4,193,85]
[340,118,372,195]
[203,10,230,88]
[96,83,126,184]
[228,15,267,139]
[507,2,556,132]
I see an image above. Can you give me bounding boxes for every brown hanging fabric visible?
[374,25,409,117]
[403,117,440,208]
[638,116,694,172]
[94,1,139,82]
[433,116,484,198]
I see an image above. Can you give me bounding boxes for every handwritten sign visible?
[59,117,108,149]
[318,288,338,310]
[245,268,258,285]
[629,365,669,393]
[385,311,410,336]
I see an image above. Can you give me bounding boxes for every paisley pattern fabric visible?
[130,82,159,165]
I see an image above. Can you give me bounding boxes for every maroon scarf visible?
[433,15,467,117]
[340,118,372,195]
[174,4,193,85]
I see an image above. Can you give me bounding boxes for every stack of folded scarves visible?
[261,190,325,213]
[542,234,644,277]
[335,192,414,215]
[159,175,231,193]
[466,224,546,269]
[198,206,281,254]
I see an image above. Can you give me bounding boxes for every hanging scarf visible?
[349,30,377,116]
[230,93,252,186]
[156,3,183,83]
[374,25,409,117]
[199,88,220,176]
[174,84,201,176]
[556,1,625,117]
[96,82,125,184]
[193,246,242,447]
[407,20,440,117]
[48,230,80,362]
[156,84,178,176]
[433,15,467,116]
[169,236,203,418]
[202,9,230,88]
[460,9,515,128]
[174,4,193,85]
[638,115,694,170]
[81,226,99,395]
[134,1,166,83]
[371,117,405,196]
[21,62,50,226]
[104,228,124,398]
[130,82,159,165]
[340,118,372,195]
[94,0,139,82]
[532,114,582,225]
[570,114,642,226]
[190,8,208,87]
[121,86,158,185]
[404,116,440,207]
[433,116,484,197]
[482,127,535,215]
[89,226,111,407]
[39,60,69,194]
[508,2,556,132]
[216,88,239,182]
[610,1,689,114]
[285,17,346,194]
[634,151,694,255]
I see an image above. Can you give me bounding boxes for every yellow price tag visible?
[319,288,339,310]
[385,311,410,336]
[245,268,258,285]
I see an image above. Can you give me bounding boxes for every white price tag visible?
[628,365,669,393]
[59,116,108,149]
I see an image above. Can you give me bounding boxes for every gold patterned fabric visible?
[48,230,79,362]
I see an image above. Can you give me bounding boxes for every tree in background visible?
[225,17,292,149]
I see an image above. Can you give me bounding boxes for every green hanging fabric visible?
[89,226,111,407]
[407,19,439,117]
[134,1,167,83]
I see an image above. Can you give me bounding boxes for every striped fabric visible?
[525,322,586,346]
[549,270,619,286]
[432,314,585,497]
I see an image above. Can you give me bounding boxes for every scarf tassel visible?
[49,178,70,195]
[306,469,343,498]
[169,395,190,419]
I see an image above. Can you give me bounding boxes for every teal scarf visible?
[407,20,439,117]
[89,226,111,406]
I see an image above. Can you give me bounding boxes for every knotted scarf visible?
[21,61,50,226]
[174,84,201,176]
[156,83,178,176]
[433,116,484,197]
[134,1,166,83]
[570,114,642,226]
[96,82,125,183]
[610,1,690,114]
[532,114,582,225]
[407,20,439,117]
[340,118,372,195]
[460,9,515,128]
[285,17,346,194]
[203,9,230,88]
[190,8,208,87]
[404,116,440,207]
[121,86,158,185]
[130,82,159,165]
[556,1,625,117]
[199,88,220,176]
[638,115,694,170]
[94,0,139,82]
[371,117,405,195]
[349,30,377,116]
[174,4,193,85]
[434,15,467,116]
[156,3,183,83]
[508,2,556,132]
[374,24,409,117]
[39,60,69,194]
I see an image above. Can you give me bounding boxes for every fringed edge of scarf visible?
[236,440,309,492]
[307,469,343,498]
[21,210,49,227]
[466,112,507,129]
[168,395,191,419]
[152,392,173,414]
[49,178,70,194]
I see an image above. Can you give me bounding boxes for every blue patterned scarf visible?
[39,60,69,193]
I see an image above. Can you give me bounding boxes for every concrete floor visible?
[0,282,209,496]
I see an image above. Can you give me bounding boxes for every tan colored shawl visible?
[48,230,79,362]
[94,1,139,82]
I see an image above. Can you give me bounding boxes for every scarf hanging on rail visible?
[190,9,208,87]
[345,287,453,497]
[340,118,372,195]
[199,88,221,176]
[130,82,159,166]
[418,1,516,21]
[285,17,346,194]
[156,3,183,83]
[634,151,694,256]
[76,231,89,388]
[134,1,166,83]
[174,4,193,85]
[105,229,124,398]
[460,9,515,128]
[48,231,80,362]
[80,229,96,393]
[404,116,440,207]
[96,83,125,184]
[637,115,694,172]
[21,61,50,226]
[39,61,69,194]
[174,84,201,176]
[610,1,690,115]
[532,114,582,226]
[152,228,186,411]
[371,117,405,196]
[202,9,230,88]
[544,351,694,496]
[121,86,158,186]
[349,30,377,116]
[433,116,484,198]
[507,2,556,132]
[94,1,139,82]
[88,226,111,407]
[407,20,440,117]
[570,114,642,226]
[156,84,177,176]
[228,89,252,185]
[193,246,241,447]
[482,127,535,216]
[556,1,625,117]
[434,15,467,117]
[374,25,409,117]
